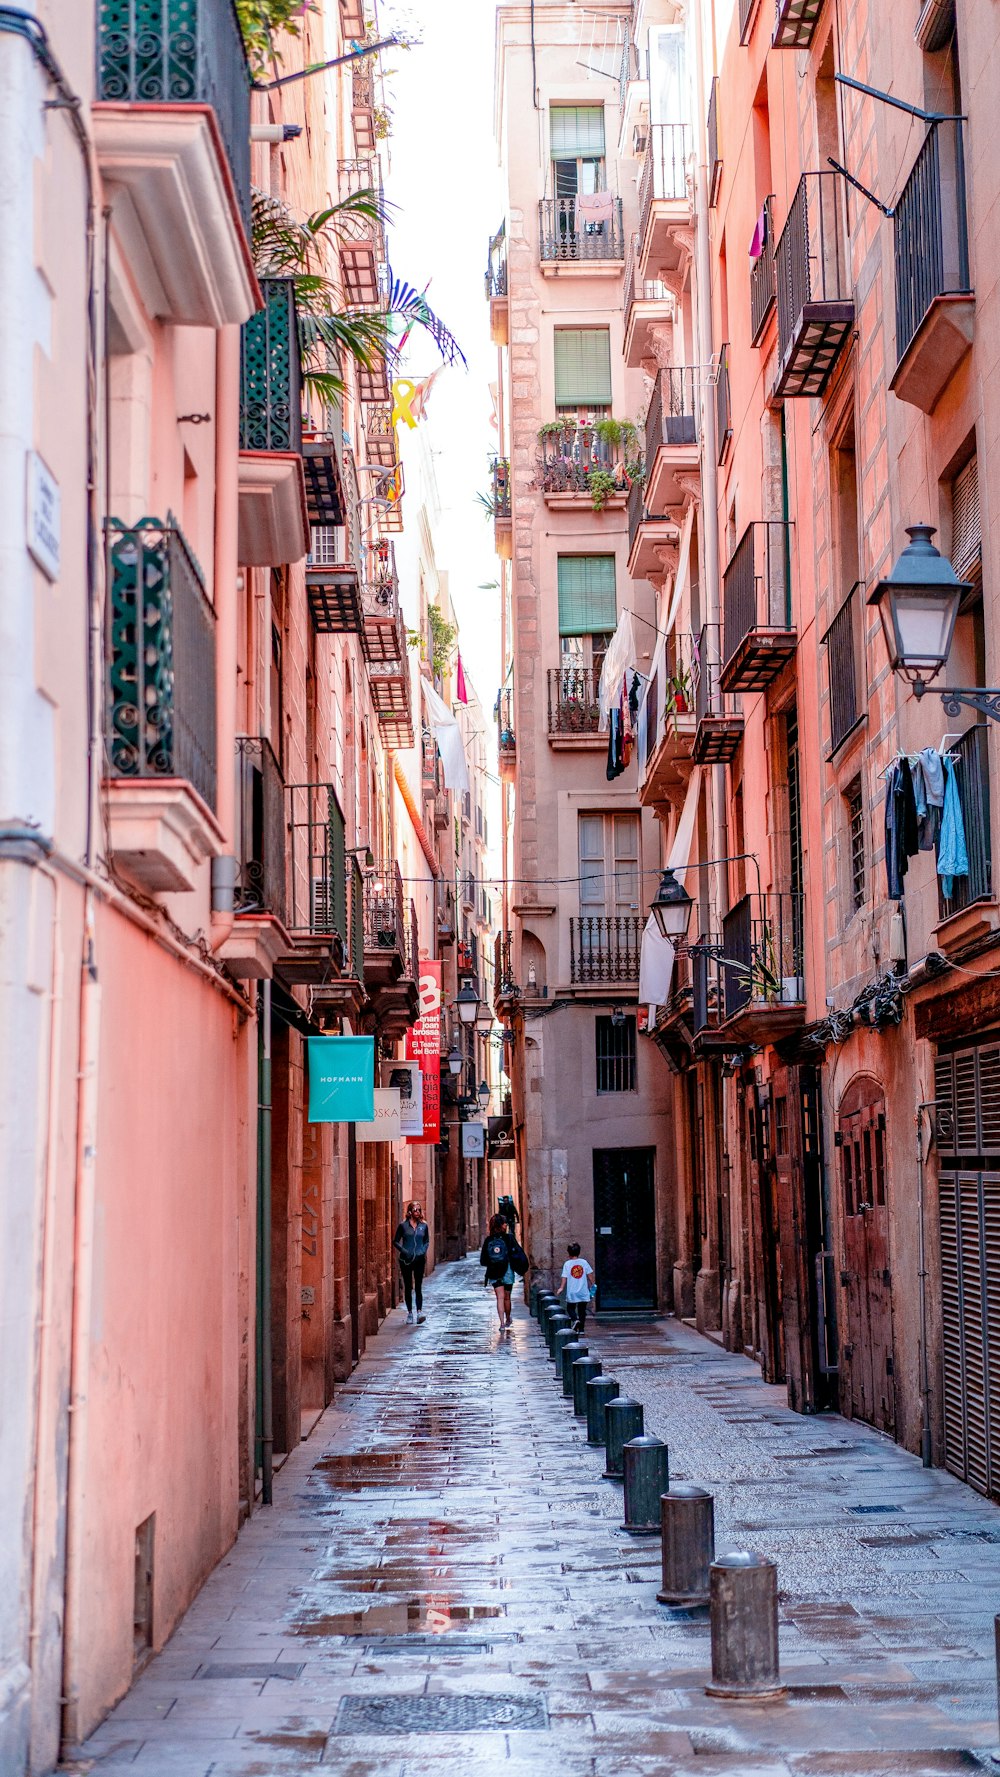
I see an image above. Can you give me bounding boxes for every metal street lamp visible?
[650,867,695,942]
[447,1045,463,1076]
[475,1004,493,1036]
[477,1079,491,1108]
[868,524,967,689]
[455,981,480,1026]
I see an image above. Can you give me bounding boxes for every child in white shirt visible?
[558,1242,595,1331]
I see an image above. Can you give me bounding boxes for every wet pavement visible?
[77,1257,1000,1775]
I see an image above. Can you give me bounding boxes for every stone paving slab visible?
[76,1258,1000,1775]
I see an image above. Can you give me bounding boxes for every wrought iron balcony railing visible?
[404,899,420,981]
[570,915,643,985]
[492,457,511,518]
[894,120,971,369]
[625,235,670,319]
[496,931,520,999]
[239,278,302,454]
[721,521,795,693]
[365,864,406,956]
[105,515,218,811]
[719,892,804,1020]
[618,19,641,104]
[821,583,863,756]
[645,366,698,467]
[538,195,625,264]
[548,666,602,736]
[739,0,758,42]
[939,725,991,919]
[497,687,515,755]
[285,781,347,943]
[716,345,732,462]
[749,196,776,344]
[234,735,287,925]
[485,221,508,298]
[639,124,691,239]
[96,0,251,225]
[774,172,854,397]
[693,624,743,764]
[708,77,722,206]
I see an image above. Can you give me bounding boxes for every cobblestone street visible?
[79,1260,1000,1776]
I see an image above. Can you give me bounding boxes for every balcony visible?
[238,279,309,567]
[220,736,291,978]
[643,367,699,513]
[433,788,450,833]
[495,931,520,1008]
[638,124,692,282]
[307,504,362,635]
[497,687,516,782]
[338,156,385,307]
[749,196,776,345]
[538,423,630,512]
[352,52,377,155]
[301,392,347,529]
[774,173,854,399]
[491,458,512,559]
[570,915,643,986]
[626,476,678,582]
[104,517,220,892]
[458,932,479,978]
[935,726,995,948]
[538,195,625,273]
[624,236,673,368]
[363,400,396,468]
[822,583,863,757]
[693,625,744,764]
[721,521,796,694]
[772,0,825,46]
[547,666,603,746]
[739,0,760,41]
[891,122,973,414]
[364,877,419,1038]
[277,781,348,986]
[94,0,256,327]
[717,892,805,1041]
[639,630,698,806]
[437,880,456,948]
[362,542,405,666]
[486,222,509,345]
[715,344,733,463]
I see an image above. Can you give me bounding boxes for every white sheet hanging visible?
[423,682,470,793]
[643,765,703,1018]
[597,608,637,732]
[661,498,696,639]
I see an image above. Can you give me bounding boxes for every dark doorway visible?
[772,1063,835,1413]
[837,1075,895,1435]
[593,1147,657,1310]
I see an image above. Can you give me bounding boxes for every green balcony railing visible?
[97,0,251,225]
[239,278,302,454]
[105,515,218,811]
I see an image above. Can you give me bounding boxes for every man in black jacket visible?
[393,1203,430,1323]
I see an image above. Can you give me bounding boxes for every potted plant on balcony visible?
[663,665,693,731]
[587,467,619,512]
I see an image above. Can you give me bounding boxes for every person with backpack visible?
[480,1213,524,1329]
[393,1202,430,1324]
[558,1242,596,1331]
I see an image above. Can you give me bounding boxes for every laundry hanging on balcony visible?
[883,755,919,899]
[748,203,769,260]
[937,754,969,899]
[598,608,637,729]
[911,746,944,850]
[423,681,470,794]
[640,765,703,1015]
[576,189,615,226]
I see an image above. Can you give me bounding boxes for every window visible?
[578,813,640,915]
[952,454,982,589]
[550,105,605,197]
[596,1015,637,1093]
[774,1095,788,1155]
[558,555,616,635]
[823,585,861,755]
[554,328,612,414]
[846,777,865,913]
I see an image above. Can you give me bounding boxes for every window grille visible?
[596,1015,637,1093]
[846,778,865,913]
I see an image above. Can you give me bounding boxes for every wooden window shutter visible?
[553,329,613,407]
[952,454,982,588]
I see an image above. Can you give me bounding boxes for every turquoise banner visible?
[307,1036,375,1123]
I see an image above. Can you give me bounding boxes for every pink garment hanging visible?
[748,204,768,260]
[576,190,615,225]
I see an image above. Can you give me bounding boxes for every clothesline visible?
[884,746,968,902]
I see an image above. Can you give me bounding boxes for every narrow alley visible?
[79,1263,1000,1777]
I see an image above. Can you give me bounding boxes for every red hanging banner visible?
[406,960,442,1145]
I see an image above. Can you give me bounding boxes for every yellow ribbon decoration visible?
[391,378,419,429]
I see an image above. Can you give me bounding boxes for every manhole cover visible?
[197,1662,303,1681]
[847,1504,902,1515]
[362,1636,513,1654]
[334,1693,548,1734]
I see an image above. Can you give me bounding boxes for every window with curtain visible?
[558,555,617,634]
[550,105,605,197]
[553,329,612,415]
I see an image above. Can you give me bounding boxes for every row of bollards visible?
[531,1284,784,1700]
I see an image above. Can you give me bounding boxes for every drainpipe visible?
[916,1101,935,1467]
[60,898,101,1754]
[258,979,273,1505]
[211,323,240,952]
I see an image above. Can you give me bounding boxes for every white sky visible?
[378,0,504,713]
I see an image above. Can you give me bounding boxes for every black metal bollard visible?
[586,1375,619,1444]
[529,1282,539,1316]
[536,1291,556,1324]
[572,1356,601,1417]
[657,1485,715,1604]
[546,1312,571,1355]
[705,1551,785,1700]
[560,1339,589,1396]
[552,1327,578,1374]
[604,1397,644,1479]
[540,1300,558,1335]
[622,1435,670,1534]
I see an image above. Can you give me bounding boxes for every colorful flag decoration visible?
[455,652,468,704]
[385,272,467,368]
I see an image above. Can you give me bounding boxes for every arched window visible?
[837,1076,887,1217]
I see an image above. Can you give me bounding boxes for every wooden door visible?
[837,1077,895,1434]
[593,1147,657,1310]
[752,1083,784,1384]
[772,1064,831,1414]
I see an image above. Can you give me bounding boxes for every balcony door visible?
[579,813,640,919]
[550,104,605,199]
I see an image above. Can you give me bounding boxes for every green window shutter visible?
[553,329,612,406]
[550,105,606,156]
[557,556,617,634]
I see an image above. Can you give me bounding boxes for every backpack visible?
[484,1235,508,1269]
[509,1240,529,1277]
